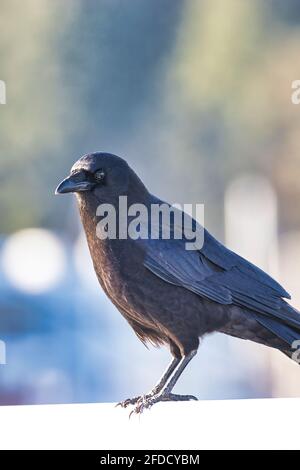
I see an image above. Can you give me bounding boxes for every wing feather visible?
[142,213,299,328]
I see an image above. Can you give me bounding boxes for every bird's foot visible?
[129,392,198,416]
[116,385,163,408]
[116,394,150,408]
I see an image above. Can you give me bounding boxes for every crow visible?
[56,152,300,414]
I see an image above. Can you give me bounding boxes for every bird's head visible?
[55,152,136,202]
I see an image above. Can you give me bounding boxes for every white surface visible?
[0,399,299,450]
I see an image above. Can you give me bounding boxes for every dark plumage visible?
[56,152,300,413]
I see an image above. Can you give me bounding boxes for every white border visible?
[0,399,299,450]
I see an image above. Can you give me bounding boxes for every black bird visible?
[56,152,300,413]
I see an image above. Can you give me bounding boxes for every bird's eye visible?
[94,169,105,182]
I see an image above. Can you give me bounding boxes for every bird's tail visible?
[253,302,300,364]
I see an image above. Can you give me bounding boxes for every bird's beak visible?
[55,174,95,195]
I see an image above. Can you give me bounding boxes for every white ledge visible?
[0,399,299,450]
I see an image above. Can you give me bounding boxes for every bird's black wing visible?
[142,213,300,332]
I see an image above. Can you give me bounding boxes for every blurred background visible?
[1,0,300,405]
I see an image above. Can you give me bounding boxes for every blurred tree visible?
[1,0,300,238]
[0,0,182,233]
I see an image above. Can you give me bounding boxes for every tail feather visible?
[252,304,300,363]
[253,313,300,345]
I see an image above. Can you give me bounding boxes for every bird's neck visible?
[76,179,149,262]
[76,188,148,299]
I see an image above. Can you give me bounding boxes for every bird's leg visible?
[131,350,198,415]
[116,357,180,408]
[149,356,181,395]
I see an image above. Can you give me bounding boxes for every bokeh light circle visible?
[1,228,66,294]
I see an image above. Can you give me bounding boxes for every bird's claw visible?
[116,392,160,408]
[116,395,143,408]
[128,392,198,417]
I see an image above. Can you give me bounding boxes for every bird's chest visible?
[91,239,153,317]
